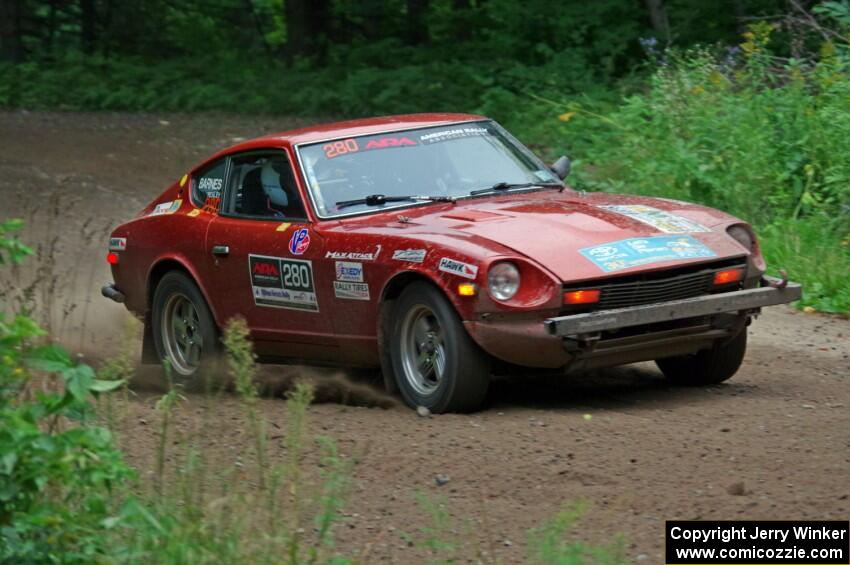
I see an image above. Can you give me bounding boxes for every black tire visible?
[151,271,221,388]
[387,281,490,413]
[656,328,747,386]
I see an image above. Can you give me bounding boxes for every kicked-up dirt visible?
[1,110,848,563]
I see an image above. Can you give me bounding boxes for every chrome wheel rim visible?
[161,293,203,376]
[399,304,446,396]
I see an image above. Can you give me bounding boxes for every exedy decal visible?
[248,254,318,312]
[439,257,478,279]
[335,261,364,282]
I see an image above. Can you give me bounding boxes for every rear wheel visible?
[152,271,220,387]
[387,282,490,413]
[656,328,747,386]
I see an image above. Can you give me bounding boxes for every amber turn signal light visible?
[713,268,744,285]
[563,289,600,305]
[457,283,478,296]
[106,252,119,265]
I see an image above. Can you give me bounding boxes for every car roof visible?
[194,113,486,172]
[262,113,485,145]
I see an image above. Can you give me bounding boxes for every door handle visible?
[211,245,230,257]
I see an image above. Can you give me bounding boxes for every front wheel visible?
[151,271,220,386]
[656,328,747,386]
[387,282,490,413]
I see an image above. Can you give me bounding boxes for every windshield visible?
[296,120,560,218]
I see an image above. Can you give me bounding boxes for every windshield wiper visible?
[469,181,562,196]
[335,194,455,210]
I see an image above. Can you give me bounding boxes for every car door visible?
[203,149,338,360]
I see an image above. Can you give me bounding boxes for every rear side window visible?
[192,159,227,206]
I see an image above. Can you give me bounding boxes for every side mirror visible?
[550,155,571,180]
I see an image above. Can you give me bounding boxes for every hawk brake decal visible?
[289,228,310,255]
[439,258,478,279]
[580,235,716,273]
[392,249,426,263]
[333,281,370,301]
[248,254,318,312]
[598,205,710,233]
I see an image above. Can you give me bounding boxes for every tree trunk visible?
[80,0,97,54]
[284,0,328,59]
[644,0,670,42]
[0,0,22,62]
[406,0,429,45]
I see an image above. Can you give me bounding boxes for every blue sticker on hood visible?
[580,235,716,273]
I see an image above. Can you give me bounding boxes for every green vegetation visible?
[0,227,622,562]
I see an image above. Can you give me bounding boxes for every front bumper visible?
[465,276,801,370]
[544,276,801,337]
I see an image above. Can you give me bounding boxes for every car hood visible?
[413,191,748,282]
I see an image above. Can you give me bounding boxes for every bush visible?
[0,219,130,564]
[555,26,850,313]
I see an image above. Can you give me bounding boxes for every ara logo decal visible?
[289,228,310,255]
[365,137,418,150]
[253,261,279,277]
[439,257,478,280]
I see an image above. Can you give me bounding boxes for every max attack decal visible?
[150,199,182,216]
[325,245,382,261]
[333,281,370,301]
[108,237,127,251]
[580,235,716,273]
[599,205,710,234]
[392,249,426,263]
[439,258,478,279]
[249,254,318,312]
[335,261,363,282]
[289,228,310,255]
[187,209,202,217]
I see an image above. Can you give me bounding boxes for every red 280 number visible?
[323,139,359,158]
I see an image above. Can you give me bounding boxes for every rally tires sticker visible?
[249,254,318,312]
[333,281,370,301]
[580,235,716,273]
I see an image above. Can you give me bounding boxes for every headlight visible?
[727,225,755,252]
[488,262,520,301]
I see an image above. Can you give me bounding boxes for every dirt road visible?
[1,110,848,563]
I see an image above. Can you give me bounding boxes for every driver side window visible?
[225,151,307,220]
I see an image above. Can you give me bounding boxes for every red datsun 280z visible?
[103,114,801,413]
